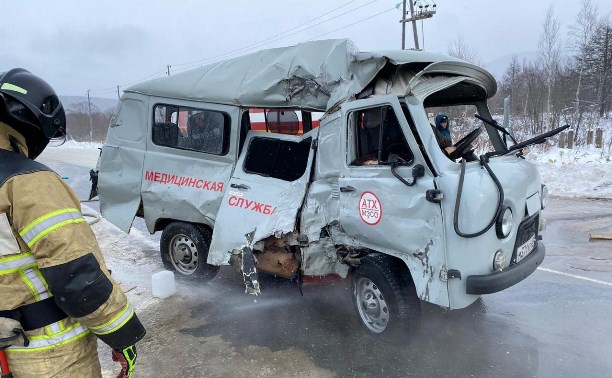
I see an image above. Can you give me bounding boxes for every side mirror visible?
[390,162,425,188]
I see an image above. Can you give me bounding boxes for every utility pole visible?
[87,90,93,142]
[400,1,437,50]
[408,1,419,50]
[401,0,406,50]
[166,65,171,76]
[116,85,121,100]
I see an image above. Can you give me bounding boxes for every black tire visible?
[160,222,220,281]
[352,253,421,341]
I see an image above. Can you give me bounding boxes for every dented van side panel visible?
[300,114,350,278]
[301,96,450,308]
[99,94,148,233]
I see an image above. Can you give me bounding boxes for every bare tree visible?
[65,101,113,142]
[522,61,547,134]
[539,5,562,128]
[501,55,522,115]
[568,0,598,139]
[592,17,612,117]
[448,35,483,66]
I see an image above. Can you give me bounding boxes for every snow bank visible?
[526,146,612,199]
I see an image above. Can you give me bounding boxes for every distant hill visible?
[60,96,118,113]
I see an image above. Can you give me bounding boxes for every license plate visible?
[516,235,536,263]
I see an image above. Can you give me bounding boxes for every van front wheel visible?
[160,222,220,281]
[352,254,421,340]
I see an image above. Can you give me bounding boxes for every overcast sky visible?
[2,0,611,98]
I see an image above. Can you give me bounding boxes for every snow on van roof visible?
[126,39,496,111]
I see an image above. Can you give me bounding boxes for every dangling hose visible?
[453,156,505,238]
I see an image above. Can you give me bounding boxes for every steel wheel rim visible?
[355,277,389,333]
[169,233,198,275]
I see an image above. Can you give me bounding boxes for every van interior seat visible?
[188,112,223,154]
[153,122,179,147]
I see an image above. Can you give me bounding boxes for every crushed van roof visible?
[126,39,496,111]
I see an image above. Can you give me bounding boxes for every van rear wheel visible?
[352,254,421,340]
[160,222,219,281]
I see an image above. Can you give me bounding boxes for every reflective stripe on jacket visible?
[0,146,145,356]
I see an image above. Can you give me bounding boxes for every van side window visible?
[243,137,312,181]
[152,104,230,155]
[350,105,413,166]
[248,108,302,135]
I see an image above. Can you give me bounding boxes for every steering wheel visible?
[447,127,483,160]
[388,142,414,165]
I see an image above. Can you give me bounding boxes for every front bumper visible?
[466,241,545,295]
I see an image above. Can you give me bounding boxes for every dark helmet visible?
[0,68,66,158]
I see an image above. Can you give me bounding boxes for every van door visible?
[140,101,238,233]
[208,130,318,267]
[99,96,147,233]
[337,95,449,307]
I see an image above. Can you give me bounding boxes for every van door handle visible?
[230,183,250,190]
[340,186,356,193]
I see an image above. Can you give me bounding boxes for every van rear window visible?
[243,137,311,181]
[152,104,230,155]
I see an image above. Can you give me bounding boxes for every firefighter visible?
[0,68,146,377]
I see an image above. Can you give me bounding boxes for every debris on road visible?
[590,234,612,241]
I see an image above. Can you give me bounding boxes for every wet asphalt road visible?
[40,154,612,378]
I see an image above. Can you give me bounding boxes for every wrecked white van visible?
[96,39,564,337]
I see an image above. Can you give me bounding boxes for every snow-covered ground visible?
[39,141,102,168]
[527,146,612,199]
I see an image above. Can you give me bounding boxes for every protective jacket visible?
[0,124,145,377]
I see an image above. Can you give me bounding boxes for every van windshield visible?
[426,104,495,156]
[417,78,502,161]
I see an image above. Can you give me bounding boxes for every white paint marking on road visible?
[537,267,612,287]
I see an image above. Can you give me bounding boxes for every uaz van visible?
[95,39,564,337]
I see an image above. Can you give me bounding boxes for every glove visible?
[112,345,138,378]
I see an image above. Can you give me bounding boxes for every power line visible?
[121,68,168,87]
[308,7,396,41]
[88,1,388,95]
[88,87,117,94]
[88,85,119,93]
[171,0,382,73]
[174,5,395,75]
[89,68,167,95]
[171,0,363,69]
